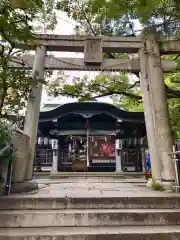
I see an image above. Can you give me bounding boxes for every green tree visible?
[57,0,180,96]
[165,72,180,135]
[57,0,136,37]
[58,0,180,37]
[0,0,57,117]
[47,71,142,101]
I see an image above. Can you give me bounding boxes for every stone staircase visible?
[0,195,180,239]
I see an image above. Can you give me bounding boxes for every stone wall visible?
[11,131,30,183]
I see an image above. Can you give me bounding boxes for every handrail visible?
[0,144,15,196]
[0,144,14,156]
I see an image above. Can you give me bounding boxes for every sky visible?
[40,11,114,106]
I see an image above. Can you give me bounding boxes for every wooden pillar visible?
[145,33,175,183]
[139,48,162,181]
[24,46,46,180]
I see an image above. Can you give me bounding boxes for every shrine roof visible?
[39,101,144,123]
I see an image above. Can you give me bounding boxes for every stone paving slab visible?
[8,178,180,198]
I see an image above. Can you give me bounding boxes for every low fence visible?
[34,148,53,170]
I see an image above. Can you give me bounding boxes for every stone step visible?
[35,178,147,184]
[0,226,180,240]
[0,196,180,210]
[0,209,180,227]
[49,172,145,179]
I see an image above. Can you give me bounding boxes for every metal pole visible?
[86,120,89,168]
[7,149,14,196]
[172,145,180,190]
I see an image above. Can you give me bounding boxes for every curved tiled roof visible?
[39,101,144,122]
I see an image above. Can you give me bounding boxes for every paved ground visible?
[11,178,180,198]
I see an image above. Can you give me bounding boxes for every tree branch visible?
[173,55,180,61]
[127,81,140,89]
[120,91,142,99]
[83,14,98,37]
[82,12,116,59]
[89,82,142,100]
[91,90,142,100]
[9,58,26,66]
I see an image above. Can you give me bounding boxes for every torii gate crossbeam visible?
[16,34,180,54]
[10,55,177,72]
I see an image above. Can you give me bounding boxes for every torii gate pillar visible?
[140,33,175,189]
[139,49,162,181]
[23,46,46,181]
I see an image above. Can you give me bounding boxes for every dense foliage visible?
[57,0,180,36]
[0,0,57,117]
[0,120,11,144]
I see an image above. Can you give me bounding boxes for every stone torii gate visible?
[12,33,180,188]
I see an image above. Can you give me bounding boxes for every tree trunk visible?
[0,91,6,117]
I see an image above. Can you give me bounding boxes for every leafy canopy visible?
[0,0,57,117]
[58,0,180,37]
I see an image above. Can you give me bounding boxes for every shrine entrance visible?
[58,135,88,172]
[58,135,116,172]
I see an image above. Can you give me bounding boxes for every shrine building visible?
[35,101,147,173]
